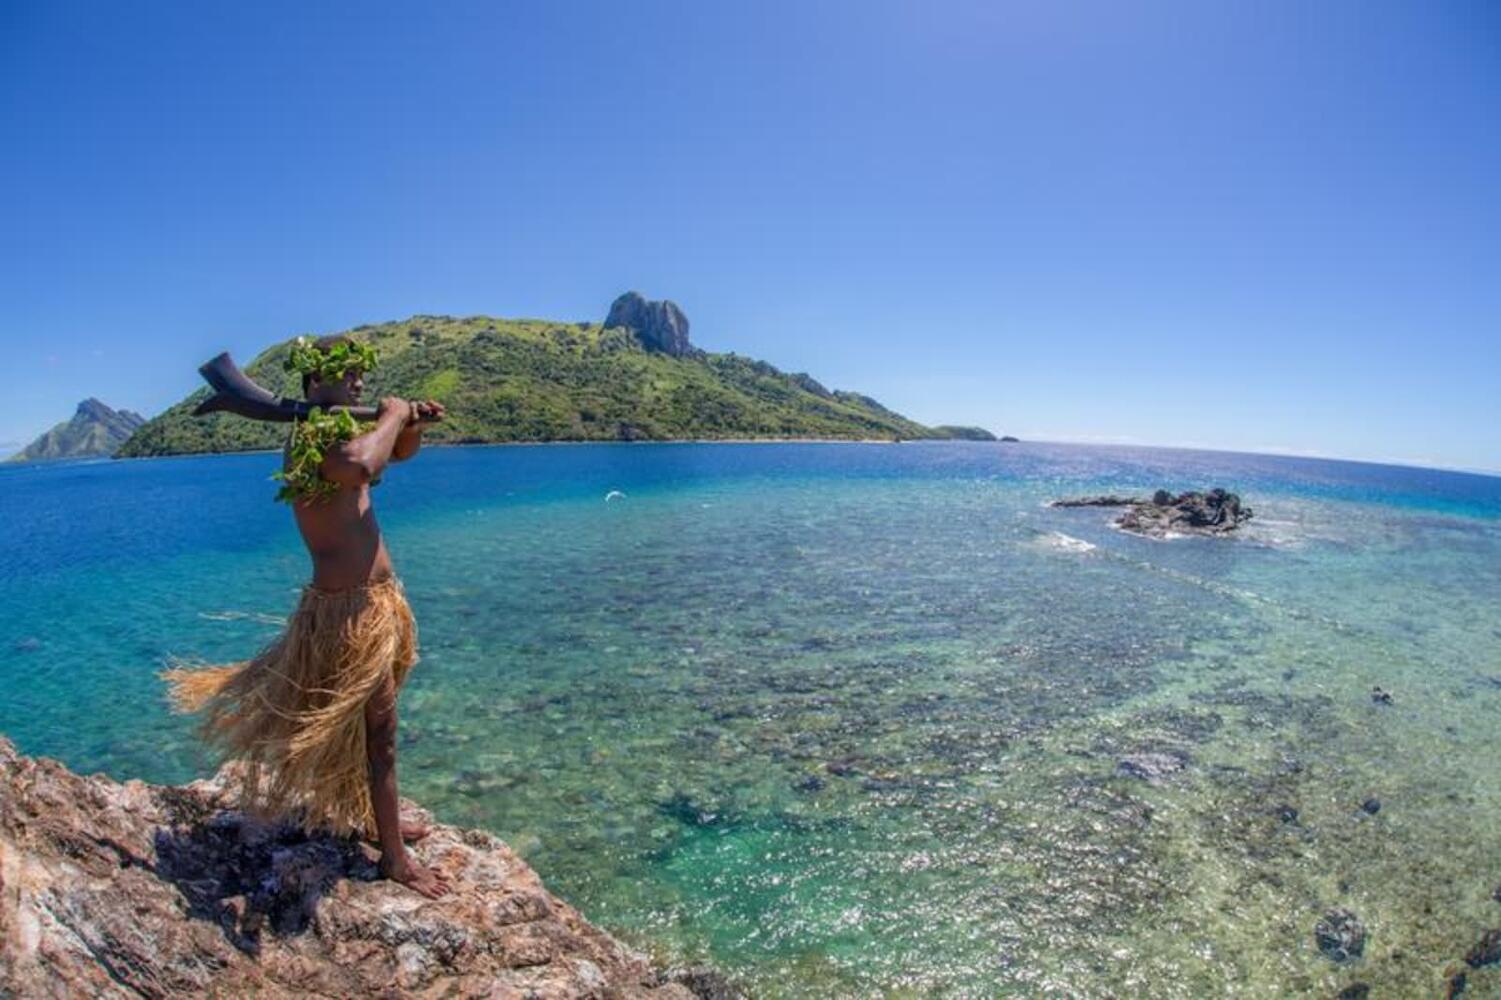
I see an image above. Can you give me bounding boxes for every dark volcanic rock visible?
[0,735,699,998]
[1052,494,1137,508]
[1315,909,1367,963]
[605,291,694,357]
[1118,489,1252,537]
[1359,798,1381,815]
[662,965,744,1000]
[1466,929,1501,968]
[1052,488,1254,538]
[1336,984,1371,1000]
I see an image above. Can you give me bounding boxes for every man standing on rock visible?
[163,334,451,898]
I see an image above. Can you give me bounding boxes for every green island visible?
[119,304,994,457]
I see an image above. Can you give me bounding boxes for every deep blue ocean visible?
[2,441,1499,996]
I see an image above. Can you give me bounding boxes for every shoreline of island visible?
[92,434,1017,463]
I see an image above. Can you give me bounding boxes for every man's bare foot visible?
[380,855,452,899]
[361,816,432,846]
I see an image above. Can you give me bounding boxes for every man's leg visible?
[364,668,450,898]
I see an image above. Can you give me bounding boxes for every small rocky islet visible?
[1051,487,1254,538]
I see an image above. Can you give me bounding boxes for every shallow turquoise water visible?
[2,442,1500,996]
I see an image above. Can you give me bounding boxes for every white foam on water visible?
[1037,531,1097,553]
[198,610,286,626]
[1240,515,1308,549]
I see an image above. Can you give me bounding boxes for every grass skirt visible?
[162,577,418,839]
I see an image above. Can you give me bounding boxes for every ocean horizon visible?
[11,434,1499,481]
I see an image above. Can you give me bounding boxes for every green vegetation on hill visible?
[931,425,998,441]
[118,315,962,457]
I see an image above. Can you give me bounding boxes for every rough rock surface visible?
[0,736,714,998]
[604,292,693,358]
[1051,488,1253,538]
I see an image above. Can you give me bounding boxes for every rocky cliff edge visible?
[0,736,728,999]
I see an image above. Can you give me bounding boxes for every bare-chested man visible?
[165,334,451,898]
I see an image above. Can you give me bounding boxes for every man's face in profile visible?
[308,367,365,406]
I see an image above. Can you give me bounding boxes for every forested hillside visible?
[119,313,987,456]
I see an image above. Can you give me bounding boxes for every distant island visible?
[8,398,145,462]
[119,293,999,457]
[932,425,1000,441]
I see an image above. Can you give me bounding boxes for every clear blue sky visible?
[2,1,1497,470]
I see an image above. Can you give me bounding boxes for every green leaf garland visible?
[272,407,367,503]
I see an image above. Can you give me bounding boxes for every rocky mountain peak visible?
[604,292,693,357]
[76,397,132,422]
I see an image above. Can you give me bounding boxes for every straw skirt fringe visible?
[161,577,418,839]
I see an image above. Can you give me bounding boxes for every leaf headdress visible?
[283,336,380,383]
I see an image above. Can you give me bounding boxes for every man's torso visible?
[286,449,393,589]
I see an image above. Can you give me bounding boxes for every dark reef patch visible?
[1315,909,1367,963]
[1465,929,1501,968]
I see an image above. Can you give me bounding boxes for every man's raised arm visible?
[392,400,445,463]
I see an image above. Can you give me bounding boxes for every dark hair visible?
[301,335,357,395]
